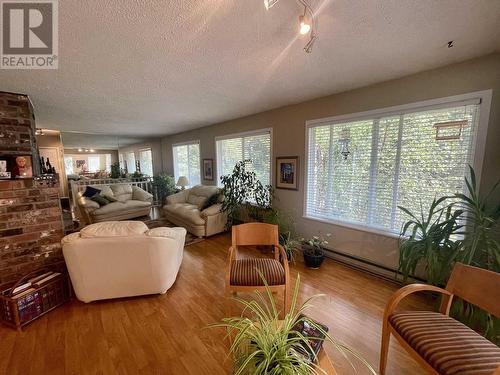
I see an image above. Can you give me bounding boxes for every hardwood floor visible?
[0,233,431,375]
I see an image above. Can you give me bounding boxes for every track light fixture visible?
[264,0,318,53]
[264,0,279,10]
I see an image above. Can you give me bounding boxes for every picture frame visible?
[276,156,299,190]
[203,159,214,181]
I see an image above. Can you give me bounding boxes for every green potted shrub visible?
[301,233,331,269]
[152,174,177,205]
[220,160,273,228]
[110,162,121,179]
[209,274,375,375]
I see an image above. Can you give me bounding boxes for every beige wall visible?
[160,53,500,272]
[118,139,163,175]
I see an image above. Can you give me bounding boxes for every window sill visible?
[302,214,401,240]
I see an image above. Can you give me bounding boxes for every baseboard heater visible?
[322,249,425,285]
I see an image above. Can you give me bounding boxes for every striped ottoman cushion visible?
[390,311,500,375]
[230,258,285,286]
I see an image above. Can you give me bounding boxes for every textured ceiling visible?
[1,0,499,138]
[61,132,146,150]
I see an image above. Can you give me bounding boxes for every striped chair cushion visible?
[230,258,285,286]
[390,311,500,375]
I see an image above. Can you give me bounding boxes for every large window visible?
[172,141,200,187]
[305,95,485,235]
[139,149,153,176]
[125,152,136,174]
[216,129,272,186]
[87,156,100,172]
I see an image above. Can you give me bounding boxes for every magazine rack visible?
[0,268,70,331]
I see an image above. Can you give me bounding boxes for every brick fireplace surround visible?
[0,91,64,287]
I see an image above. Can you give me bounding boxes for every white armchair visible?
[62,221,186,302]
[163,185,227,237]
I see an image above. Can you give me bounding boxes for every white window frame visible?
[215,128,273,187]
[172,140,201,186]
[303,90,492,238]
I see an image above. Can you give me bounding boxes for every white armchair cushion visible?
[166,190,188,205]
[110,184,133,202]
[132,186,153,202]
[80,221,148,238]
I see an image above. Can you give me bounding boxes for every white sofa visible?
[77,184,153,225]
[62,221,186,302]
[163,185,227,237]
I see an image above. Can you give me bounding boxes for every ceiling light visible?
[78,148,83,152]
[89,149,95,152]
[264,0,279,10]
[299,15,311,35]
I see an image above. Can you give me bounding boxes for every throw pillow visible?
[82,186,101,198]
[104,194,118,202]
[201,192,220,210]
[90,194,110,207]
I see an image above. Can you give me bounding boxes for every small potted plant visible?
[281,231,301,263]
[209,274,375,375]
[302,233,331,269]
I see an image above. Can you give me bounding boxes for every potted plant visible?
[281,231,301,262]
[220,160,273,229]
[302,233,331,269]
[264,208,300,262]
[152,174,177,205]
[209,274,375,375]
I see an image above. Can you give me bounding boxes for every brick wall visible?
[0,91,40,175]
[0,92,63,287]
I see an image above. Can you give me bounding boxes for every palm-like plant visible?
[209,274,376,375]
[398,197,463,285]
[454,165,500,270]
[452,166,500,342]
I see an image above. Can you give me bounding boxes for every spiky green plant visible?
[452,165,500,343]
[208,274,376,375]
[398,197,463,285]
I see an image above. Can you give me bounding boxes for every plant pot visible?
[302,245,325,269]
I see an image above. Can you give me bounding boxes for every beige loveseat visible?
[77,184,153,225]
[163,185,227,237]
[62,221,186,302]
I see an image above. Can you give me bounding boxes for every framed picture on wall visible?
[276,156,299,190]
[203,159,214,180]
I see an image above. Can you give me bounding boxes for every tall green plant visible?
[221,160,273,228]
[153,174,176,205]
[208,274,376,375]
[110,162,121,179]
[455,165,500,270]
[398,197,463,285]
[452,166,500,342]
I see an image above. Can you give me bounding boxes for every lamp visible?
[264,0,279,10]
[176,176,189,190]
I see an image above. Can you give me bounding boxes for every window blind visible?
[125,152,136,174]
[216,130,271,186]
[306,103,480,234]
[139,149,153,176]
[172,142,200,186]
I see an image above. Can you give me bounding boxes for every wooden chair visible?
[380,263,500,375]
[225,223,290,316]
